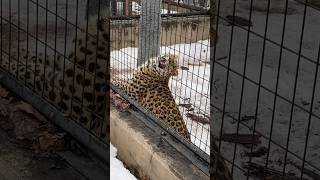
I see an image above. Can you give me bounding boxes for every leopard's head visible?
[139,53,179,81]
[157,54,179,77]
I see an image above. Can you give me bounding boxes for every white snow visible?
[111,143,137,180]
[131,1,178,15]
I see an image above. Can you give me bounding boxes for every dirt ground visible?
[0,84,91,180]
[0,129,88,180]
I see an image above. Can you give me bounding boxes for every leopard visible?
[0,18,110,138]
[111,53,232,179]
[111,53,191,140]
[112,34,232,180]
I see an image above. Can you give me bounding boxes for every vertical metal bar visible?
[246,0,272,179]
[51,0,58,97]
[16,0,21,78]
[282,0,309,178]
[282,0,308,179]
[125,0,129,16]
[70,0,79,117]
[145,0,150,64]
[60,0,68,112]
[264,0,290,173]
[34,0,39,91]
[299,43,320,179]
[105,17,111,142]
[199,16,210,152]
[215,0,237,176]
[210,0,221,175]
[187,16,200,142]
[231,0,255,173]
[0,0,2,67]
[90,0,101,133]
[8,0,11,73]
[25,0,30,85]
[80,0,90,123]
[192,17,204,148]
[41,0,48,97]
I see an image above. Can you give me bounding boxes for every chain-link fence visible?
[0,0,109,142]
[212,0,320,179]
[109,0,211,162]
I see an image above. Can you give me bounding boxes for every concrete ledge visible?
[110,105,209,180]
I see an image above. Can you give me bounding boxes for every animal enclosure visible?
[109,0,212,163]
[2,0,319,179]
[0,0,211,175]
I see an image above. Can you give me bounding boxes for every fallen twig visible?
[178,103,193,109]
[186,113,209,124]
[110,91,130,112]
[243,146,268,158]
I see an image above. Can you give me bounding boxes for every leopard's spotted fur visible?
[0,19,109,137]
[111,54,191,140]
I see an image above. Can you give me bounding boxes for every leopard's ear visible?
[171,54,178,61]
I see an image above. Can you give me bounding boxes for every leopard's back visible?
[111,59,191,140]
[140,82,191,140]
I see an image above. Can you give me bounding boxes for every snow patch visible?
[111,143,137,180]
[131,1,178,15]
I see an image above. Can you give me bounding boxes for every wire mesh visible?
[109,0,211,157]
[0,0,109,143]
[212,0,320,179]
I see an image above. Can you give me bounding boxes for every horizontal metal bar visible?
[108,11,209,20]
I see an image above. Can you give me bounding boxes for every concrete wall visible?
[110,106,209,180]
[110,16,210,50]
